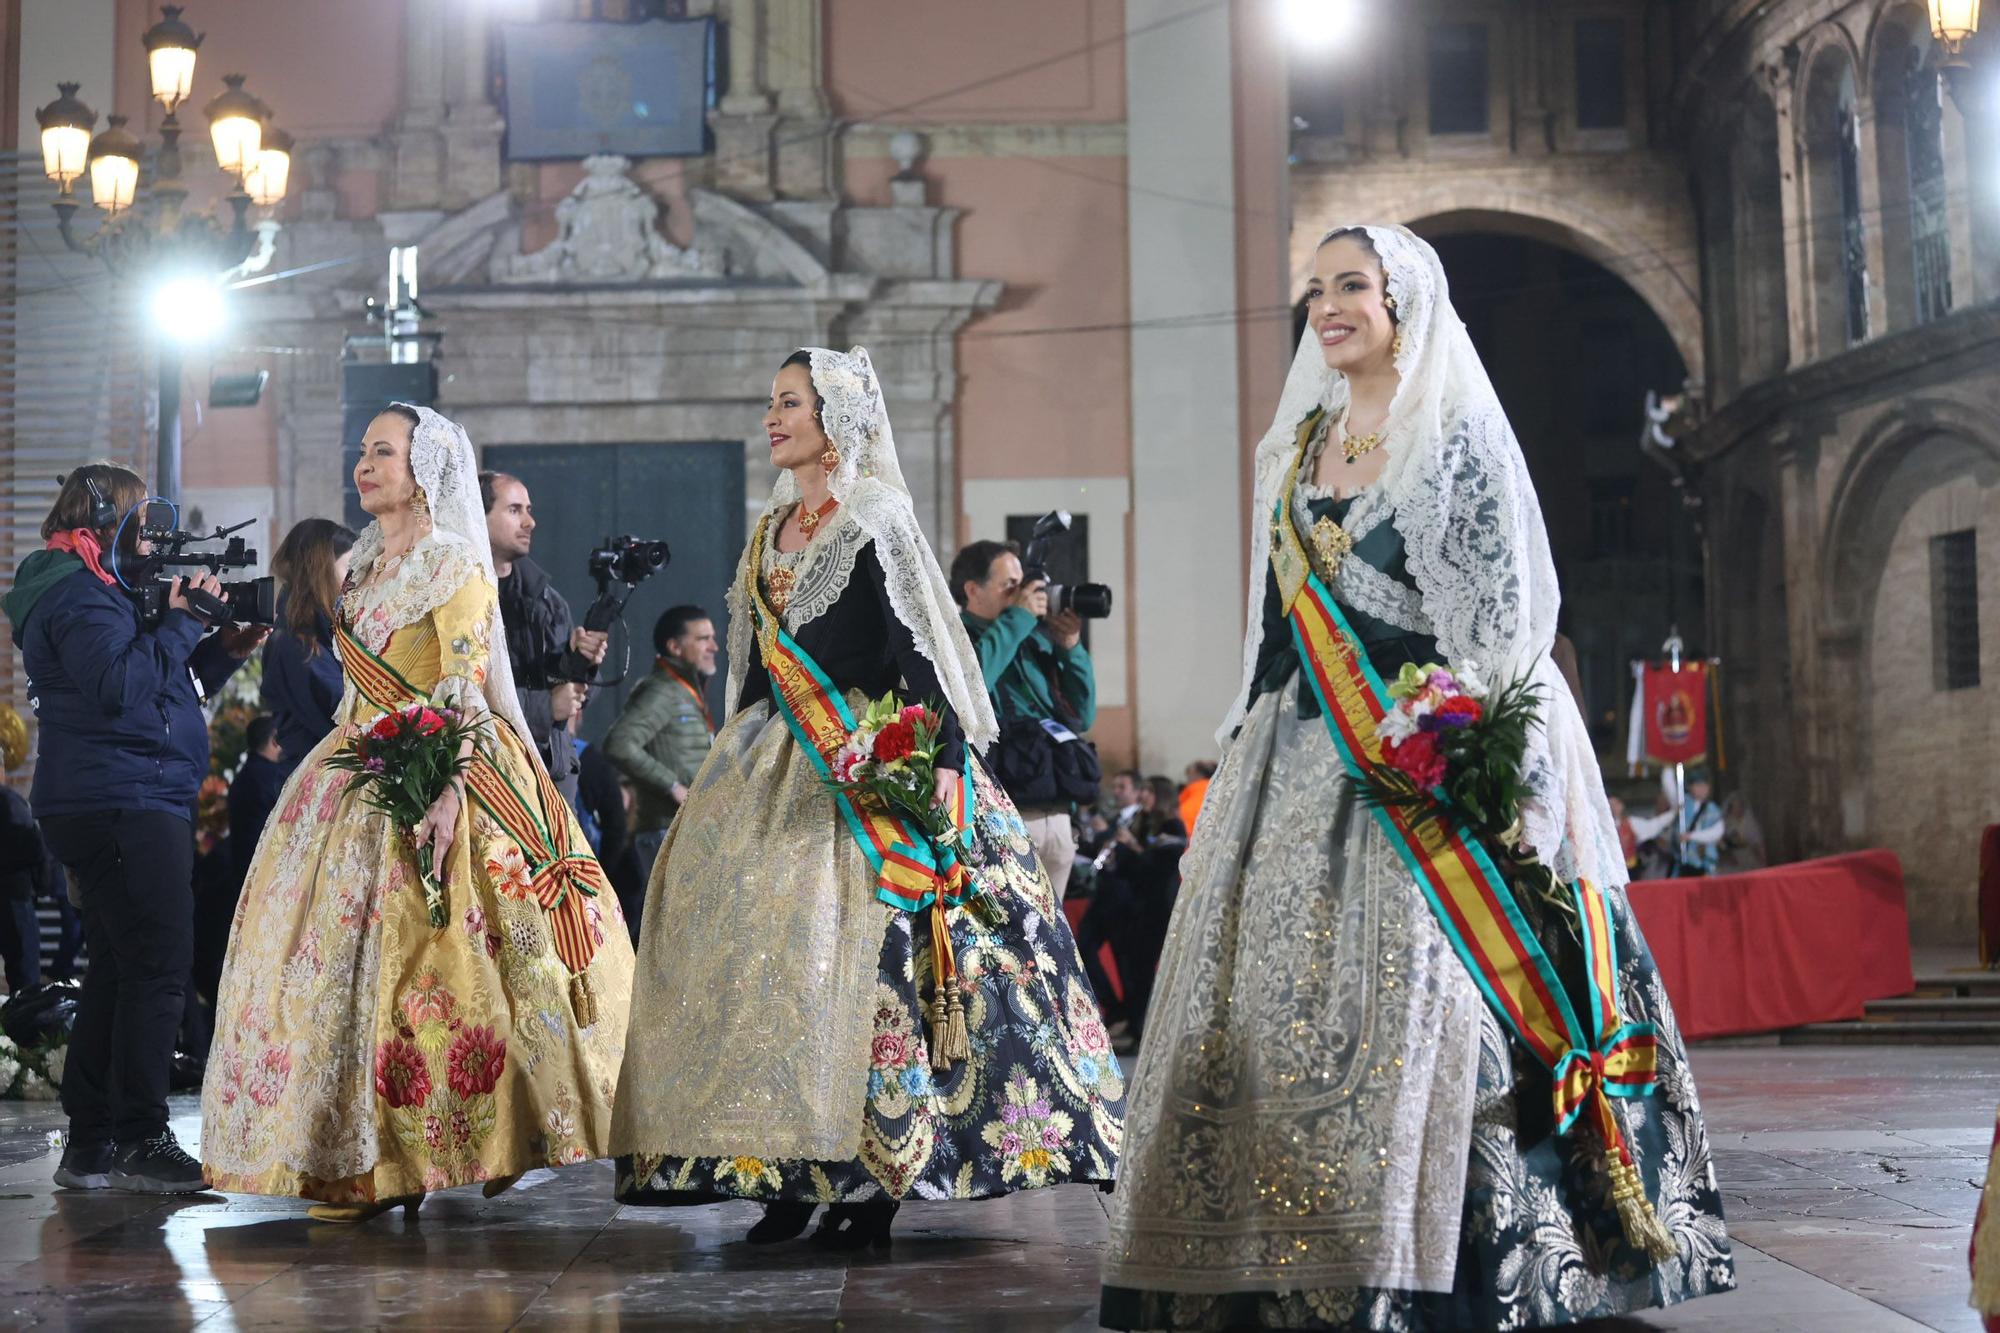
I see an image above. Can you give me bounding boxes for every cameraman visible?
[1,465,264,1192]
[951,539,1097,900]
[481,471,607,805]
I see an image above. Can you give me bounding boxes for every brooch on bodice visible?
[1310,516,1354,574]
[765,566,797,616]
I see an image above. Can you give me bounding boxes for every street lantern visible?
[35,83,96,195]
[203,74,264,176]
[143,5,203,113]
[243,125,292,209]
[87,115,143,215]
[1928,0,1982,55]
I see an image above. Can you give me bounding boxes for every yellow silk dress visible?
[200,532,635,1202]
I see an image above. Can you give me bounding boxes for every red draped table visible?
[1623,850,1914,1040]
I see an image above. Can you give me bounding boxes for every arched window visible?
[1802,45,1868,354]
[1902,45,1953,321]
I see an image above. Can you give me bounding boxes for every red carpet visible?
[1625,850,1914,1040]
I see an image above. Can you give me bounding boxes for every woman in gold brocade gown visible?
[199,404,635,1221]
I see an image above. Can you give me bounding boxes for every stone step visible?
[1780,1018,2000,1045]
[1864,995,2000,1021]
[1909,971,2000,997]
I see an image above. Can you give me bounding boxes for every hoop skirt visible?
[200,538,635,1201]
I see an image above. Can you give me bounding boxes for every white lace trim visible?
[1222,224,1624,891]
[760,505,868,634]
[724,346,998,752]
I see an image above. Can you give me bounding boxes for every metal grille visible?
[0,153,152,785]
[1905,50,1954,324]
[1931,530,1980,692]
[1837,106,1869,346]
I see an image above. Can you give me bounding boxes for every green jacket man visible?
[950,539,1096,901]
[604,605,719,856]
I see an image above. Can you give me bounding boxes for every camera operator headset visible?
[0,465,267,1193]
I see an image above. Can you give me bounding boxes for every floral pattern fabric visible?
[616,755,1124,1205]
[200,537,635,1201]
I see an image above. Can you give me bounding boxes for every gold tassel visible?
[927,984,952,1073]
[941,985,970,1064]
[569,972,599,1028]
[1605,1154,1678,1263]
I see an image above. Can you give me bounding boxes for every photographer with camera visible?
[1,465,266,1192]
[950,536,1100,902]
[482,471,608,805]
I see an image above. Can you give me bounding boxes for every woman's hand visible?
[932,766,962,816]
[415,784,463,875]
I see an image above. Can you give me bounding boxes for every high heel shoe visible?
[809,1199,897,1252]
[745,1200,817,1244]
[307,1195,422,1223]
[481,1173,523,1199]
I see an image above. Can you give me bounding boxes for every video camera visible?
[1021,511,1113,621]
[555,535,671,684]
[127,511,277,628]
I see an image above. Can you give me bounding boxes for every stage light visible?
[149,274,227,344]
[1282,0,1361,54]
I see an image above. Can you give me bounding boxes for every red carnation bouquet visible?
[825,692,961,846]
[324,704,487,927]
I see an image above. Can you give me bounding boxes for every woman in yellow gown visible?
[200,404,634,1219]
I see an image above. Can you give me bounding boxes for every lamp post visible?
[1928,0,1984,110]
[33,5,290,502]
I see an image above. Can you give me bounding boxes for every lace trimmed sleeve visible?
[428,570,499,722]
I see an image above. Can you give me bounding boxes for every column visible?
[1126,0,1245,773]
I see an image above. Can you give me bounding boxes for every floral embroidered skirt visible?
[613,703,1124,1206]
[199,719,635,1202]
[1099,678,1734,1330]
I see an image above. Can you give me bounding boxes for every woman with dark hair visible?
[2,463,266,1194]
[261,517,358,775]
[1101,227,1733,1328]
[611,348,1123,1250]
[200,406,634,1221]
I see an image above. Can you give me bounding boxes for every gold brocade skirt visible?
[611,701,1127,1202]
[199,718,635,1202]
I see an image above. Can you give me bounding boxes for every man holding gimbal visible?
[3,466,265,1193]
[951,539,1099,901]
[482,471,607,805]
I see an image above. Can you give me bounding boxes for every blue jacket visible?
[261,599,343,775]
[4,557,243,820]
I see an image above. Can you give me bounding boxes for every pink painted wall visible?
[180,348,277,489]
[825,0,1124,123]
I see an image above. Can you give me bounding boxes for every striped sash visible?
[333,619,607,992]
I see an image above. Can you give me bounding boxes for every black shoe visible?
[108,1130,207,1194]
[810,1200,897,1252]
[53,1139,117,1191]
[745,1201,817,1244]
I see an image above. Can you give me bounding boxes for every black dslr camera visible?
[1021,511,1113,621]
[555,535,672,685]
[128,512,277,628]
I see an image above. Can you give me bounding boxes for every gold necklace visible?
[1340,416,1387,464]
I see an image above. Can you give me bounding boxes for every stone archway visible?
[1287,183,1704,386]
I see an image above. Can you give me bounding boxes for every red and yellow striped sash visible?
[1271,413,1672,1260]
[333,619,605,979]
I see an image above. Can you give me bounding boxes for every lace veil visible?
[1223,224,1624,889]
[345,403,536,754]
[722,346,999,752]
